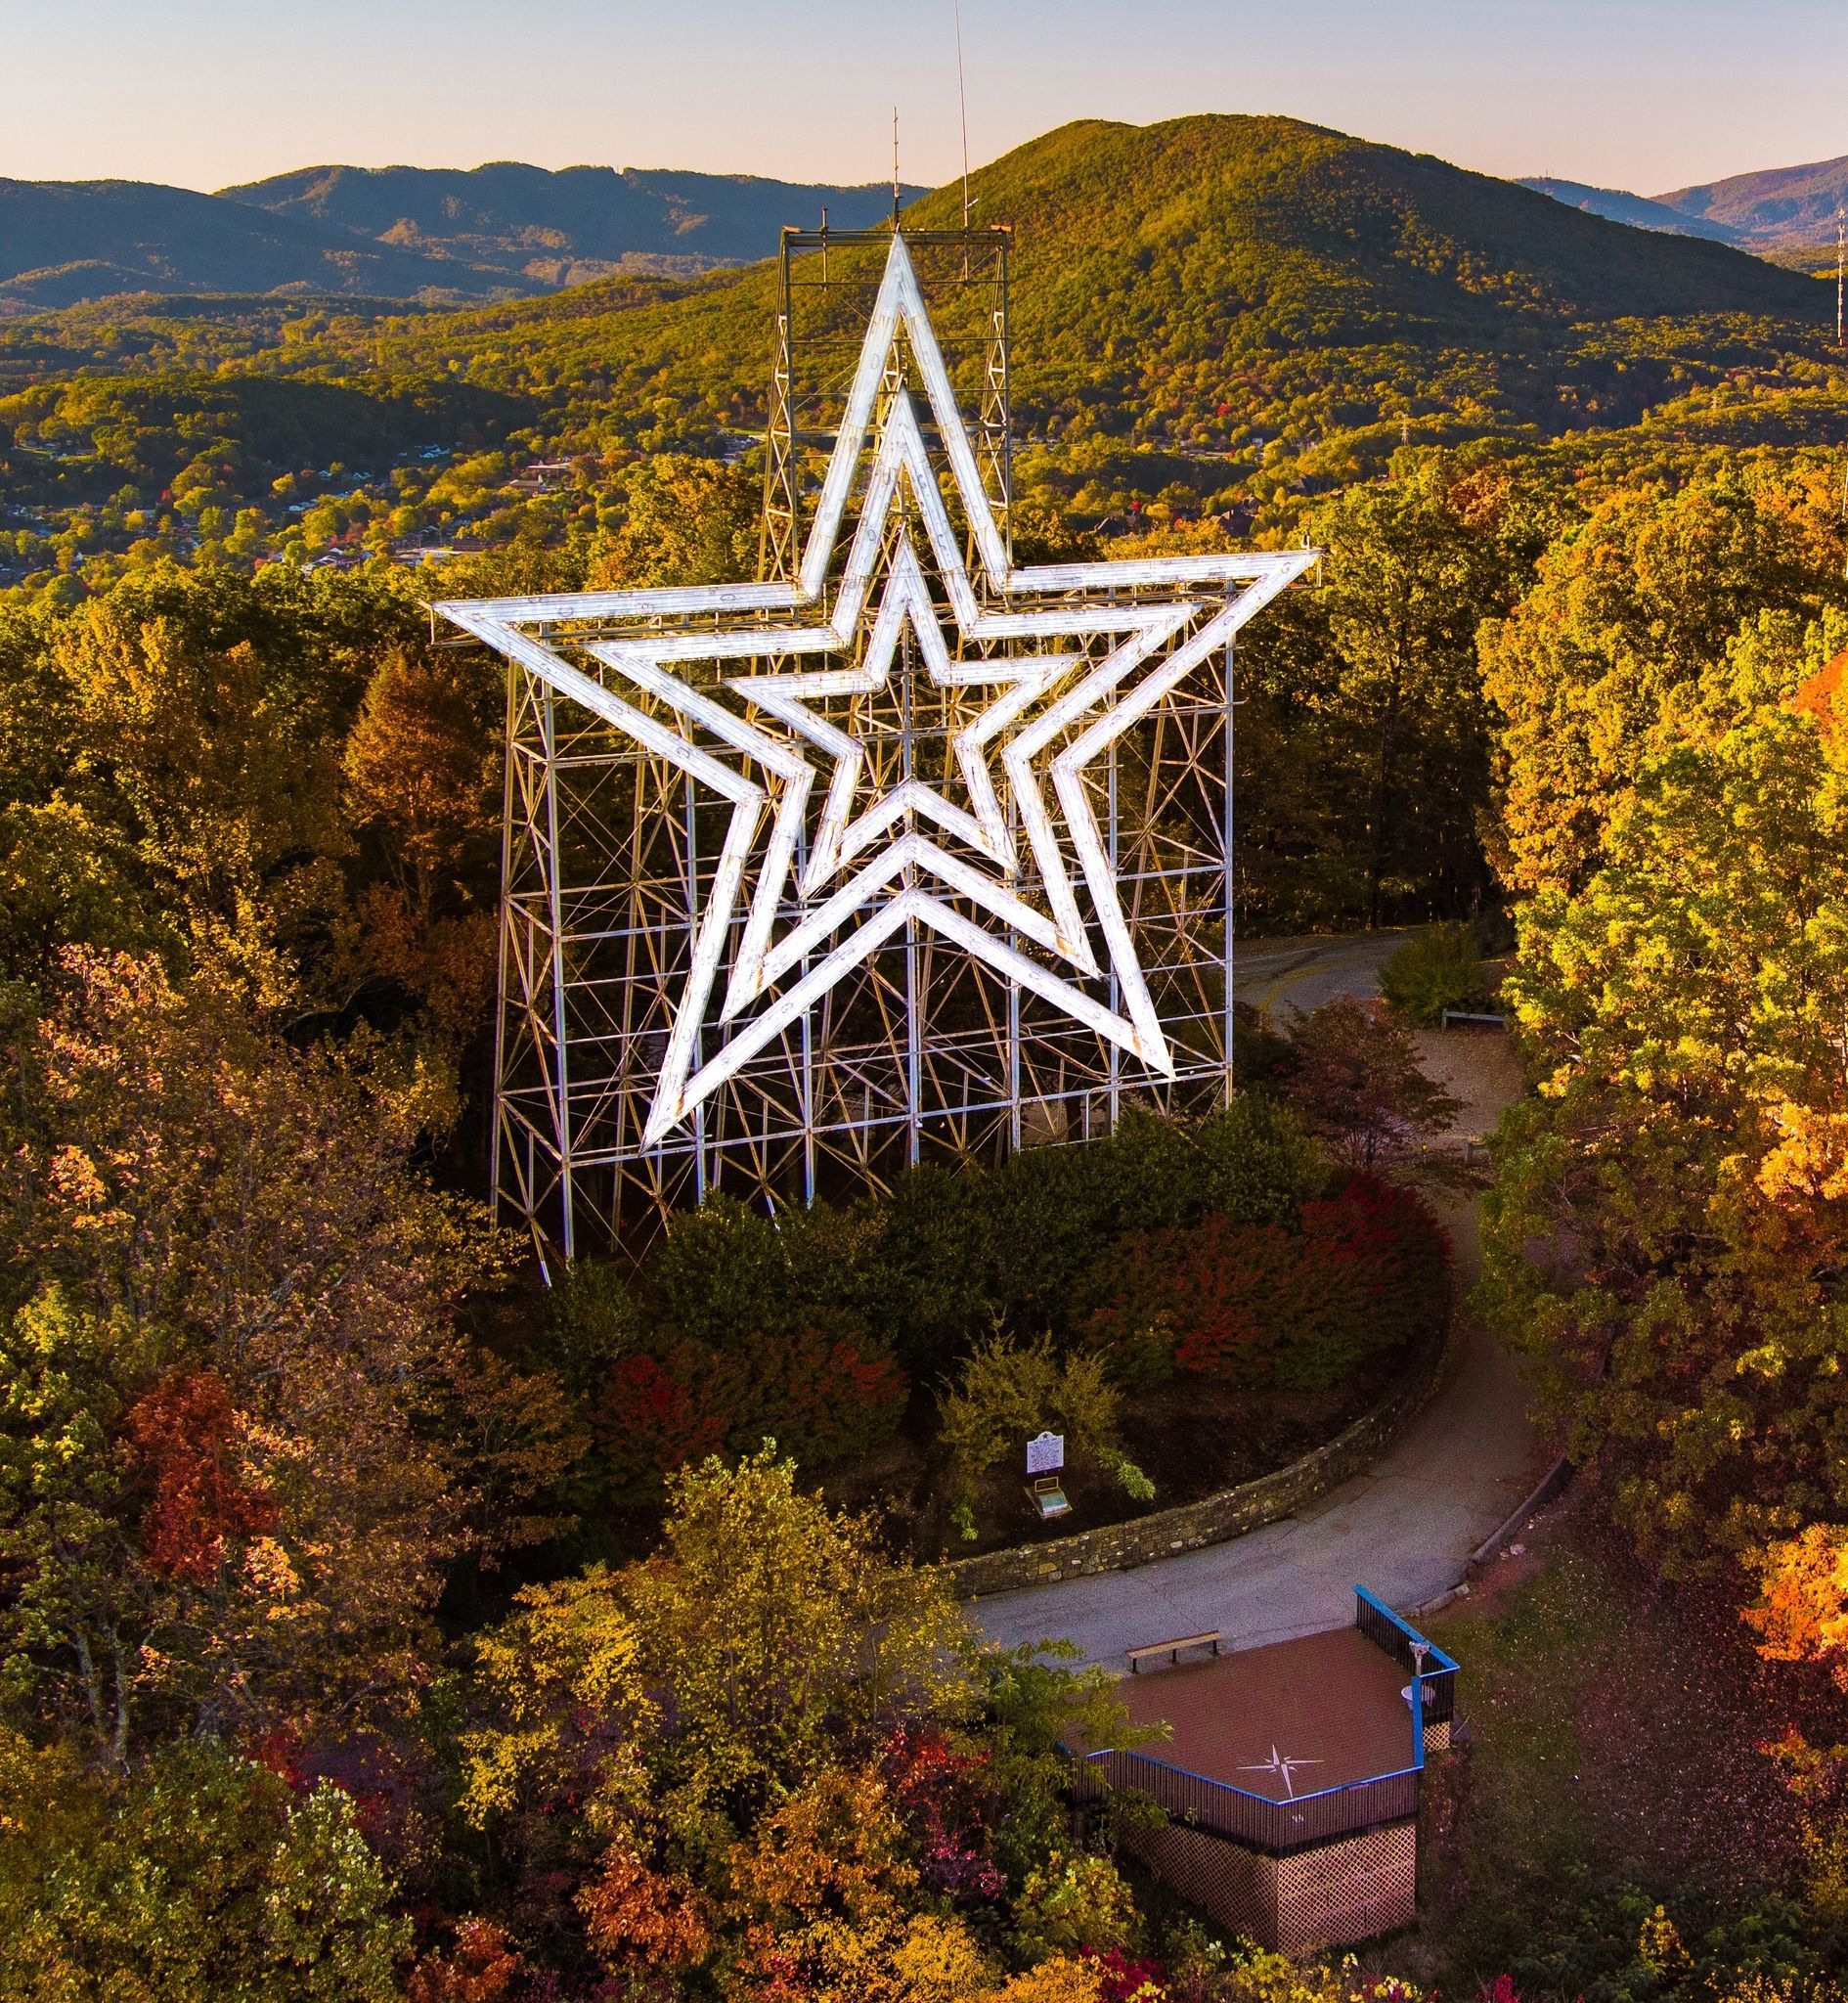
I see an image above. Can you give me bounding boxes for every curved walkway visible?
[971,934,1546,1669]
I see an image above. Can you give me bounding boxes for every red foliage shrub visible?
[880,1723,1004,1903]
[1081,1215,1293,1386]
[594,1345,739,1500]
[741,1325,908,1466]
[1081,1173,1449,1392]
[1084,1945,1169,2002]
[124,1369,277,1581]
[1277,1173,1449,1389]
[594,1328,907,1496]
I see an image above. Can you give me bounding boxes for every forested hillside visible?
[0,162,919,309]
[0,177,489,307]
[2,113,1838,599]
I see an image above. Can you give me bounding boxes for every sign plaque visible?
[1026,1431,1065,1476]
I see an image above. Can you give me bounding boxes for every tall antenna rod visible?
[954,0,973,227]
[893,108,902,228]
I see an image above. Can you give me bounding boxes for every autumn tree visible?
[0,1727,408,2001]
[1280,995,1460,1177]
[458,1449,1142,1995]
[1482,681,1848,1588]
[585,454,760,591]
[341,645,500,1042]
[1480,466,1845,896]
[0,949,564,1761]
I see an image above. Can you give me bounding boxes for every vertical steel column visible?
[1223,631,1238,1106]
[799,809,815,1205]
[490,656,516,1220]
[541,681,574,1262]
[901,617,922,1168]
[1007,786,1022,1152]
[758,236,799,586]
[685,769,707,1201]
[1107,737,1121,1132]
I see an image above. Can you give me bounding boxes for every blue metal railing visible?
[1075,1584,1459,1854]
[1078,1744,1421,1853]
[1353,1583,1458,1745]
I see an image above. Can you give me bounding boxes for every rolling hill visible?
[428,111,1825,449]
[219,162,924,284]
[0,165,925,312]
[1527,151,1848,273]
[0,177,507,309]
[1656,152,1848,268]
[1,111,1839,576]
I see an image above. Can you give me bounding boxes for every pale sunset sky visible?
[3,0,1844,196]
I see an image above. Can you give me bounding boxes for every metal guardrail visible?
[1074,1586,1457,1855]
[1080,1745,1420,1854]
[1353,1583,1458,1731]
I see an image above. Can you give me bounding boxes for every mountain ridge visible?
[0,177,511,309]
[1525,152,1848,271]
[1518,177,1741,244]
[0,164,925,311]
[217,161,925,285]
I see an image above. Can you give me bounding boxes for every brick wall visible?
[951,1290,1458,1599]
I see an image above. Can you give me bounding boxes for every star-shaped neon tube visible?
[440,234,1315,1148]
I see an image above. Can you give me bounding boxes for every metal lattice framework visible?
[439,228,1314,1264]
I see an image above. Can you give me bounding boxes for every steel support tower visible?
[462,227,1301,1266]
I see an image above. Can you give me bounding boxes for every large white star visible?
[440,235,1314,1148]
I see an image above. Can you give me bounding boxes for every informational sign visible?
[1026,1431,1065,1476]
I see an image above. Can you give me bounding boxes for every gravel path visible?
[969,934,1545,1669]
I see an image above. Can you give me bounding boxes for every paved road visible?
[971,931,1545,1669]
[1231,928,1409,1019]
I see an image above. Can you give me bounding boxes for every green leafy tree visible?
[938,1334,1152,1539]
[0,1729,408,2002]
[1482,694,1848,1580]
[1480,468,1840,895]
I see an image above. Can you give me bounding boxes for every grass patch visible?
[1398,1496,1817,2000]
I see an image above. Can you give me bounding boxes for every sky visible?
[3,0,1845,200]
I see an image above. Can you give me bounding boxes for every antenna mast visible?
[893,108,902,228]
[954,0,973,227]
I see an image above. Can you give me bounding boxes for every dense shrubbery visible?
[593,1328,910,1502]
[1078,1173,1450,1391]
[547,1091,1451,1526]
[1378,921,1498,1026]
[547,1097,1335,1501]
[638,1095,1328,1366]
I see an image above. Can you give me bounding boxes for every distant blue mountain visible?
[220,162,927,286]
[1519,178,1742,245]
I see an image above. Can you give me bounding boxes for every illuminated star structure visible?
[440,232,1315,1250]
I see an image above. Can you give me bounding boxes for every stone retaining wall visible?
[951,1289,1460,1600]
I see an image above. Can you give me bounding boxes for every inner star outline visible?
[439,233,1315,1147]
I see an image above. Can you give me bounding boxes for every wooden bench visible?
[1125,1629,1224,1673]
